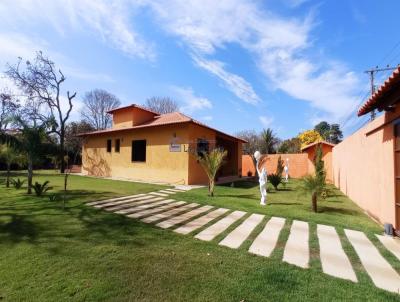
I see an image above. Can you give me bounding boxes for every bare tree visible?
[236,130,263,177]
[5,51,76,174]
[81,89,121,130]
[145,97,179,114]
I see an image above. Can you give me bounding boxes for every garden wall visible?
[332,111,396,227]
[241,153,312,178]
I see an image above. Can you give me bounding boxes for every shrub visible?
[247,171,253,177]
[33,181,53,196]
[276,155,284,177]
[11,178,25,189]
[268,173,282,190]
[48,194,59,202]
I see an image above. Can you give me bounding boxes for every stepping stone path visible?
[345,229,400,293]
[195,210,246,241]
[283,220,309,268]
[85,189,400,295]
[317,225,357,282]
[249,217,285,257]
[219,214,264,249]
[175,208,229,235]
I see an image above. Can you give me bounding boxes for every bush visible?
[48,194,59,202]
[33,180,53,196]
[247,171,253,177]
[11,178,25,189]
[268,173,282,190]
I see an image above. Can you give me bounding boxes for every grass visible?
[0,171,399,301]
[173,179,382,233]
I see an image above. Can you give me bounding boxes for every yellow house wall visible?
[82,124,190,184]
[112,107,156,129]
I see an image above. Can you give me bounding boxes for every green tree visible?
[314,121,331,140]
[196,148,227,197]
[277,137,301,153]
[329,124,343,144]
[0,144,23,187]
[300,145,326,213]
[261,128,278,154]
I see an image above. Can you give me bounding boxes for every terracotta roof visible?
[358,66,400,116]
[78,111,247,143]
[301,140,335,151]
[107,104,160,115]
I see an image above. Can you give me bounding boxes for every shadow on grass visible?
[219,181,259,189]
[317,206,360,216]
[0,214,39,244]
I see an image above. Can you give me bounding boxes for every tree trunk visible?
[63,172,68,210]
[209,179,214,197]
[6,163,10,188]
[27,157,33,194]
[60,129,65,174]
[312,192,317,213]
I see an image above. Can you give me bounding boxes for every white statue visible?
[254,151,267,206]
[284,158,289,182]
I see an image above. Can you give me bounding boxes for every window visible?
[115,139,120,153]
[132,140,146,162]
[197,138,209,157]
[106,139,112,153]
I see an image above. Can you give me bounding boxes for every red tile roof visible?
[301,140,335,151]
[78,110,247,143]
[358,66,400,116]
[107,103,160,115]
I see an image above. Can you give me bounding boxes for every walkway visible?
[87,190,400,295]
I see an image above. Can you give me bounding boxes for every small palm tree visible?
[261,128,278,154]
[0,144,21,187]
[197,148,227,197]
[300,175,325,212]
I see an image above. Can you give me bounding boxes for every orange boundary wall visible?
[241,154,312,178]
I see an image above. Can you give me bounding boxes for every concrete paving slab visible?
[248,217,286,257]
[195,210,246,241]
[318,225,357,282]
[142,203,199,224]
[116,199,174,215]
[156,205,213,229]
[376,234,400,261]
[94,195,155,209]
[104,197,163,212]
[283,220,309,268]
[345,229,400,293]
[128,201,186,219]
[219,214,264,249]
[150,192,169,197]
[159,190,176,194]
[174,208,229,235]
[87,194,146,206]
[166,188,185,192]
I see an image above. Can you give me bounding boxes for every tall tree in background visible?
[236,130,263,177]
[314,121,343,144]
[261,128,278,154]
[329,124,343,144]
[81,89,120,130]
[145,97,179,114]
[5,51,76,174]
[65,121,95,163]
[277,137,301,153]
[0,90,19,131]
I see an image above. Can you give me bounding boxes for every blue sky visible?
[0,0,399,139]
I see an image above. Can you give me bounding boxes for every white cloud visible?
[285,0,311,8]
[201,115,213,122]
[192,55,260,104]
[146,0,361,121]
[259,115,274,128]
[171,86,212,114]
[0,0,154,60]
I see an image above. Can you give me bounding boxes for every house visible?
[78,104,245,185]
[332,67,400,233]
[301,141,335,183]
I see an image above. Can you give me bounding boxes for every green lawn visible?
[0,171,399,301]
[173,179,382,233]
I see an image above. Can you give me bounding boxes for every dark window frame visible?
[106,139,112,153]
[115,139,120,153]
[197,138,209,157]
[131,140,146,162]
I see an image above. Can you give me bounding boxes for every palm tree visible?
[300,175,325,212]
[261,128,278,154]
[197,148,227,197]
[0,144,23,187]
